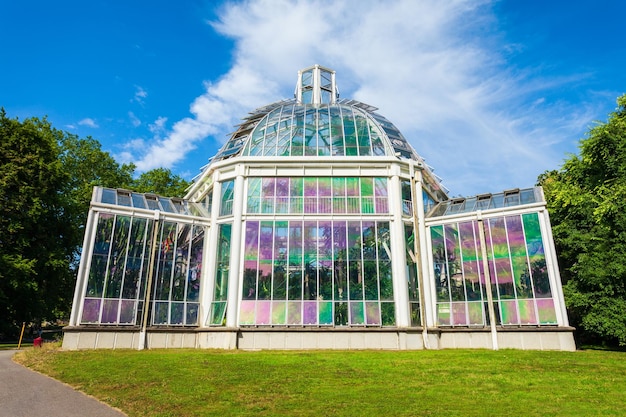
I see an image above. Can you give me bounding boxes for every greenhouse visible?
[63,65,575,350]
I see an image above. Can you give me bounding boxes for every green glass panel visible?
[459,221,483,302]
[319,301,333,324]
[446,224,465,302]
[506,215,533,298]
[271,301,286,325]
[317,109,331,156]
[381,302,396,326]
[523,213,552,298]
[355,114,372,156]
[499,300,518,325]
[467,301,484,325]
[329,106,344,156]
[304,107,317,156]
[350,301,365,325]
[287,301,301,324]
[437,303,451,325]
[360,177,373,197]
[518,299,537,324]
[215,224,231,302]
[488,217,515,298]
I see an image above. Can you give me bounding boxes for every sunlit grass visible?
[14,345,626,416]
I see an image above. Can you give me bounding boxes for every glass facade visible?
[429,212,557,327]
[246,177,389,215]
[240,220,394,326]
[81,211,205,326]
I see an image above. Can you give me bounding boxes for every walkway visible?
[0,350,126,417]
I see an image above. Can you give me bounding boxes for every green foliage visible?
[0,109,189,337]
[131,167,189,197]
[0,110,73,336]
[540,94,626,346]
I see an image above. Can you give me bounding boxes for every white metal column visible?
[225,168,245,328]
[388,169,410,327]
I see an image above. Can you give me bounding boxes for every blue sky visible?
[1,0,625,196]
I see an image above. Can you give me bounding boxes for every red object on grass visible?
[33,337,43,347]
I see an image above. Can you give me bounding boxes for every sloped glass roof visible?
[427,187,543,218]
[93,187,209,218]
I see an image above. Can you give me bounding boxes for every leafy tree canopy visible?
[0,109,190,337]
[132,167,189,197]
[539,94,626,346]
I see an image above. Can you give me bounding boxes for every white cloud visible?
[149,116,168,134]
[133,85,148,105]
[128,111,141,127]
[78,118,99,128]
[126,0,595,195]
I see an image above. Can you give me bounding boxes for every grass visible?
[14,344,626,417]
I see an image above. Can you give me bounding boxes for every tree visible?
[0,109,192,338]
[131,167,189,197]
[539,94,626,346]
[0,111,136,337]
[0,110,72,336]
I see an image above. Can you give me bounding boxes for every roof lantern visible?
[294,64,338,105]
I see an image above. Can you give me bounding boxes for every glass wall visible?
[80,212,204,326]
[207,224,231,325]
[405,224,421,326]
[239,220,394,326]
[151,221,204,326]
[247,177,388,215]
[429,212,557,327]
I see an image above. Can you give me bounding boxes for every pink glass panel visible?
[239,300,255,325]
[256,301,271,325]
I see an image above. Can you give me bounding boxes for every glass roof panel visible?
[427,187,543,218]
[92,187,209,218]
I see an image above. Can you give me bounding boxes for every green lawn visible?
[14,345,626,417]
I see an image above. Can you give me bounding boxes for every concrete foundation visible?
[62,326,576,351]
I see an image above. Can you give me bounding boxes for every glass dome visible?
[208,65,424,165]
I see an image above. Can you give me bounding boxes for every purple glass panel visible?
[303,301,317,324]
[276,178,289,197]
[262,178,276,197]
[101,299,119,323]
[81,298,101,323]
[537,298,557,324]
[259,222,273,260]
[119,300,136,323]
[451,302,467,325]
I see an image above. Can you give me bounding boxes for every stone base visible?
[62,326,576,351]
